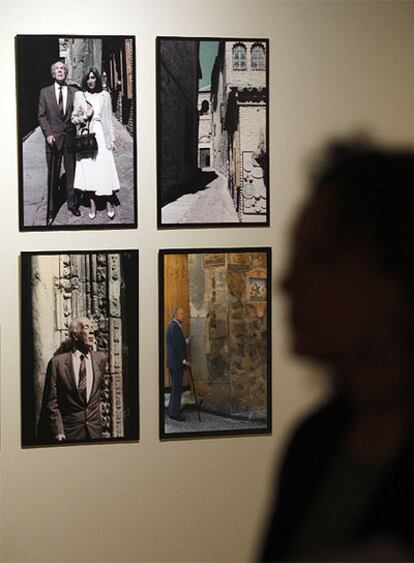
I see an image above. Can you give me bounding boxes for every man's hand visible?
[183,359,191,370]
[55,433,66,441]
[185,336,192,344]
[46,135,56,146]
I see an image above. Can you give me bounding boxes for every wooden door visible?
[163,254,190,386]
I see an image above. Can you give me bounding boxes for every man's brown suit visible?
[45,351,106,441]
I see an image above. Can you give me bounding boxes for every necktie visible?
[78,354,87,402]
[58,86,64,115]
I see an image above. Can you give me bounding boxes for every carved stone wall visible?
[189,252,268,420]
[32,253,125,438]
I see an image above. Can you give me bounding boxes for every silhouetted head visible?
[81,66,103,93]
[281,138,414,368]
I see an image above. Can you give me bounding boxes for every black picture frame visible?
[16,34,137,231]
[156,36,270,229]
[21,250,139,447]
[159,247,271,439]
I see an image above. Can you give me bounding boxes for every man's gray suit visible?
[45,351,106,441]
[38,84,77,210]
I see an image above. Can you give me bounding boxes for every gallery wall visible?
[2,0,414,561]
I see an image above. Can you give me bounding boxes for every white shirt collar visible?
[73,348,90,359]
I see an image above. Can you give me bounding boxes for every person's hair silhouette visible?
[261,138,414,562]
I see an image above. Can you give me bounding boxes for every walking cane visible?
[188,367,201,422]
[47,145,57,226]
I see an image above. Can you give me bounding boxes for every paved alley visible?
[161,171,240,224]
[165,406,267,435]
[22,116,135,228]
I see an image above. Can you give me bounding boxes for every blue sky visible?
[199,41,219,89]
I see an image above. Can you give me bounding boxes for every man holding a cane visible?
[38,60,78,223]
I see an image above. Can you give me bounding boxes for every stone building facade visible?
[188,252,268,421]
[211,40,268,222]
[158,39,201,206]
[25,252,137,443]
[198,86,213,169]
[61,37,135,135]
[103,37,135,135]
[59,37,103,87]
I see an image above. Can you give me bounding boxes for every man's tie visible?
[58,86,64,115]
[78,354,87,402]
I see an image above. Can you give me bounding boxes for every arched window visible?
[200,99,210,115]
[233,43,247,71]
[251,43,266,70]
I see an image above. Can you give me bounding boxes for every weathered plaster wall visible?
[189,252,267,419]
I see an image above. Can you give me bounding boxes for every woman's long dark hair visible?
[81,66,103,93]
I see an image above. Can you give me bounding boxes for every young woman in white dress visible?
[71,67,120,219]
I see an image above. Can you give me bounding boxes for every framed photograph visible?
[16,35,137,230]
[159,248,271,439]
[21,250,139,447]
[157,37,269,228]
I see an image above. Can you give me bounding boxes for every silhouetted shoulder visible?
[282,395,350,464]
[260,396,351,562]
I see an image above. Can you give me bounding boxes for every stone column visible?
[31,255,60,430]
[108,254,124,437]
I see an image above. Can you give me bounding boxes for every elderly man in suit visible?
[38,60,79,221]
[166,307,191,421]
[45,317,106,442]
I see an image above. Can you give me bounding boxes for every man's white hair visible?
[50,60,68,78]
[172,307,184,320]
[69,317,92,340]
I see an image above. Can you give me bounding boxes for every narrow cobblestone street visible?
[163,390,267,435]
[165,406,267,435]
[22,116,135,227]
[161,170,240,224]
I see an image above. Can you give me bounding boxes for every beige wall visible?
[2,0,414,561]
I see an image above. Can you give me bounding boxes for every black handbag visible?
[74,96,98,154]
[75,123,98,154]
